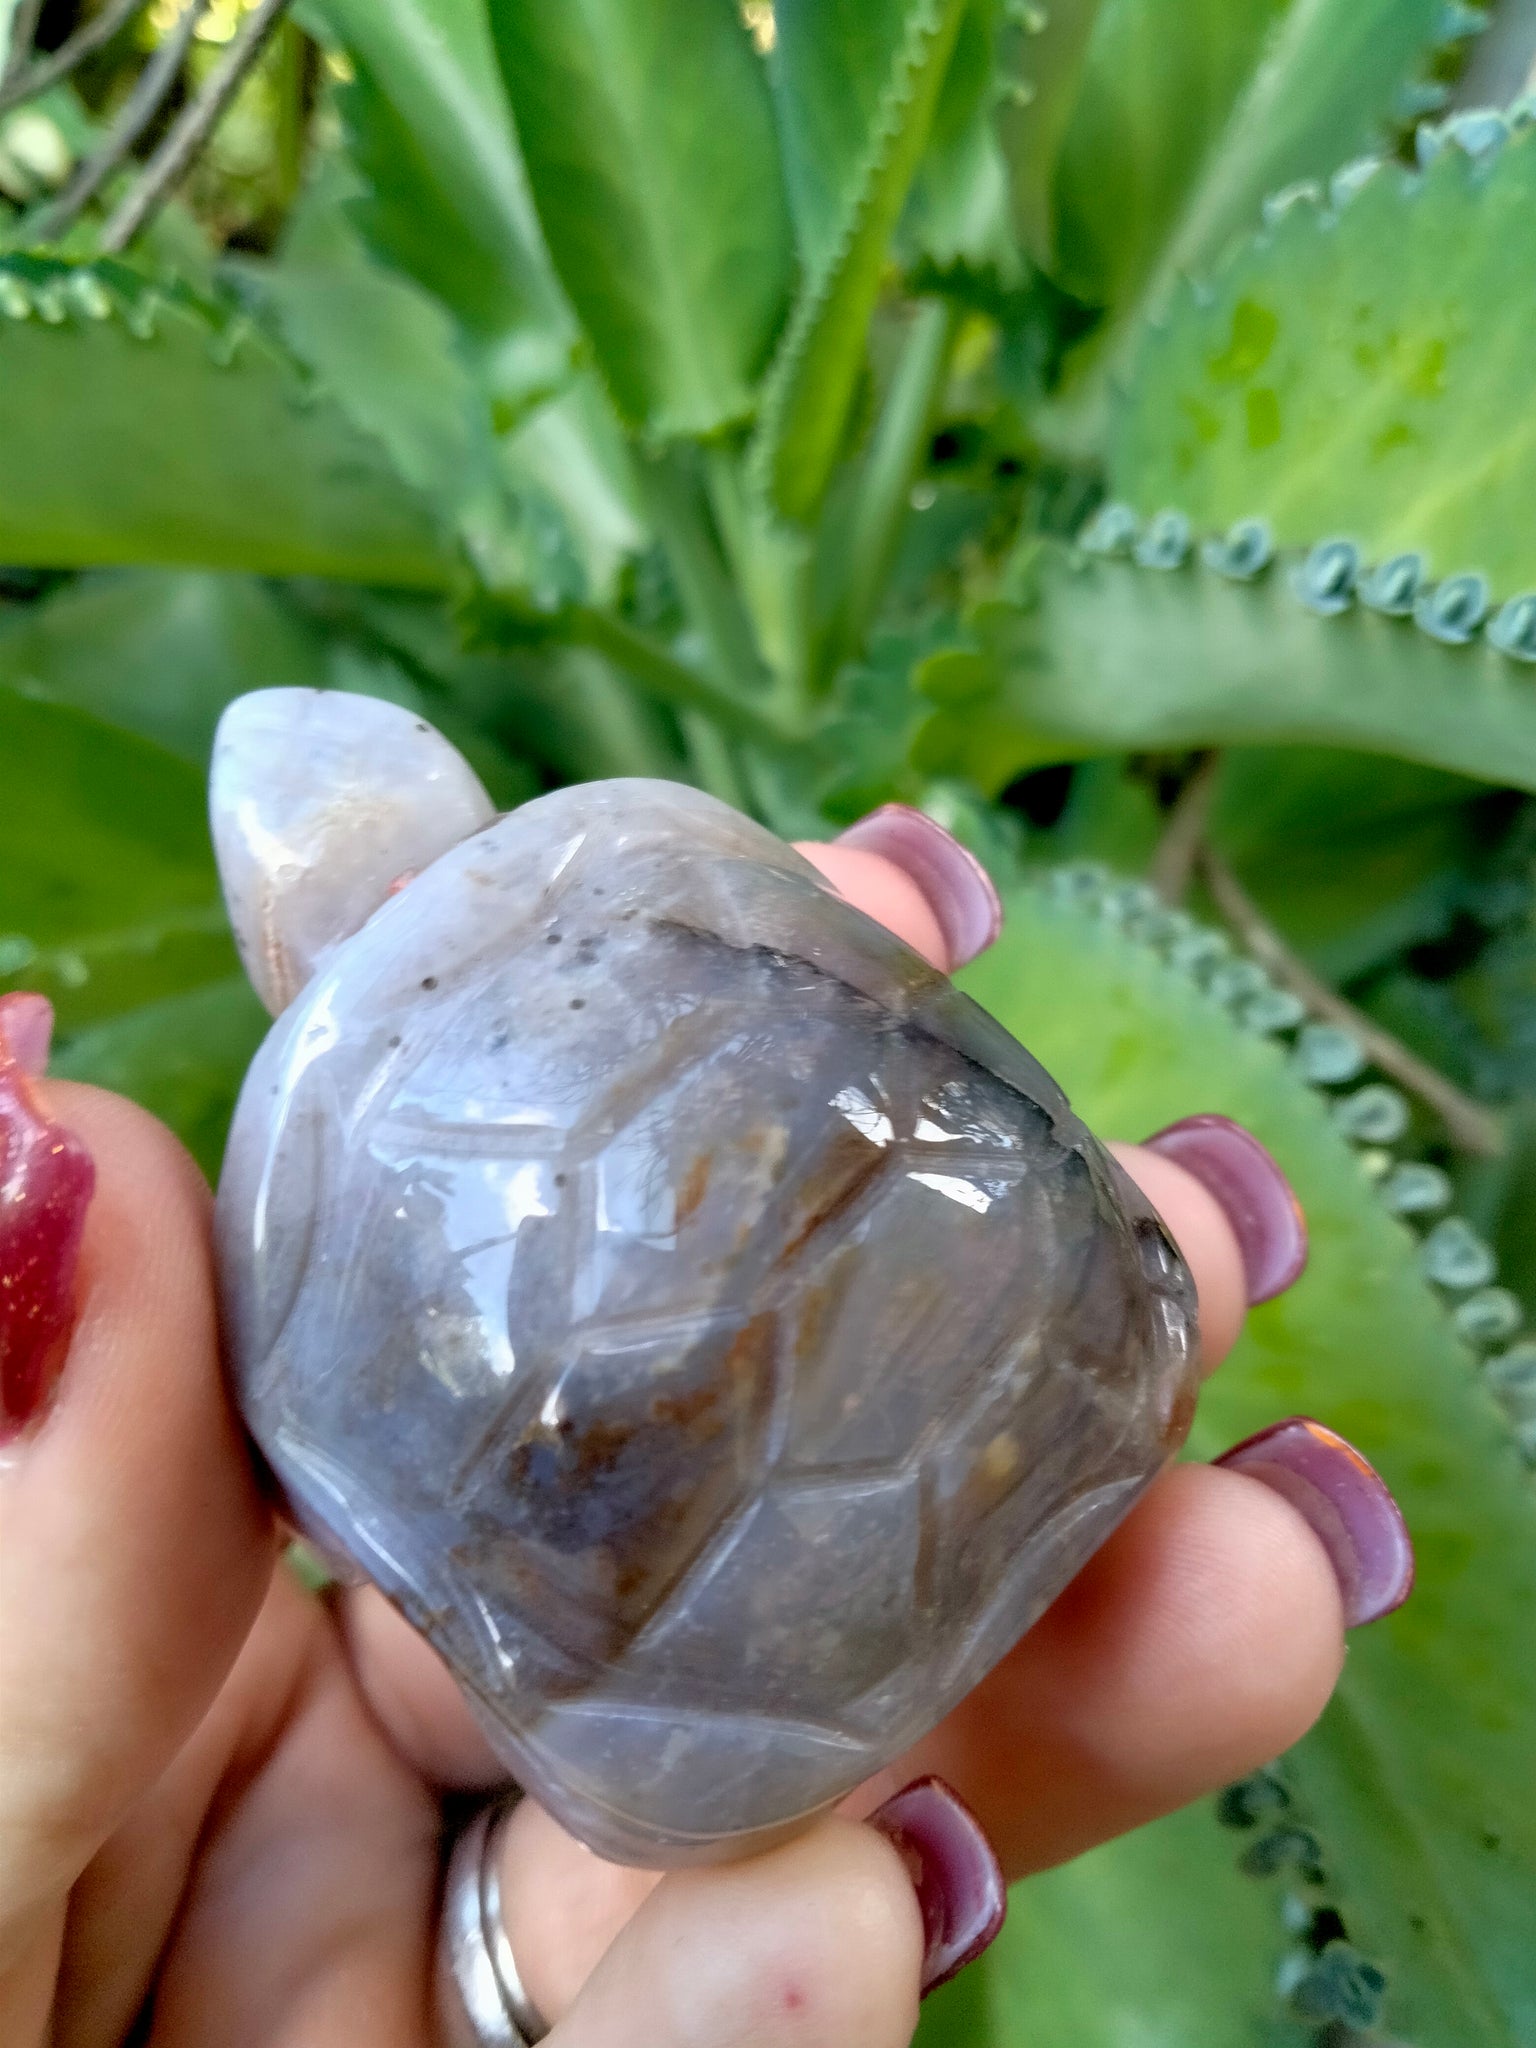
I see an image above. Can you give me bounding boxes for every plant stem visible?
[1199,847,1506,1159]
[816,296,960,688]
[635,449,770,697]
[1150,751,1223,904]
[565,606,802,753]
[28,0,206,246]
[3,0,43,83]
[1,0,149,114]
[681,710,752,812]
[100,0,291,252]
[703,442,814,713]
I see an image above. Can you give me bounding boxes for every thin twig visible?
[3,0,44,83]
[1199,846,1505,1158]
[1149,750,1223,905]
[101,0,290,251]
[28,0,206,245]
[0,0,150,116]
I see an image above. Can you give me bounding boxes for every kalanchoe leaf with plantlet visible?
[1,0,1535,2037]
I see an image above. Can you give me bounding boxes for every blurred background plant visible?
[1,1,1535,2041]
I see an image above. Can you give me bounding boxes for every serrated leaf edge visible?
[0,252,462,573]
[749,0,968,522]
[1032,855,1531,2035]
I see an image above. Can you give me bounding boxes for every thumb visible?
[0,1004,274,1937]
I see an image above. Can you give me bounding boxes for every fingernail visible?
[1,1009,95,1443]
[0,992,55,1077]
[1142,1114,1307,1304]
[870,1775,1006,1997]
[835,806,1003,970]
[1216,1418,1415,1628]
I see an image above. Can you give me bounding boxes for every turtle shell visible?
[217,780,1199,1864]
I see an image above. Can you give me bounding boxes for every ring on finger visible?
[437,1795,550,2047]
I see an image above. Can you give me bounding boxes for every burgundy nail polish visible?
[870,1775,1006,1997]
[1143,1113,1307,1304]
[0,992,54,1078]
[1216,1417,1415,1628]
[835,806,1003,970]
[1,1006,94,1441]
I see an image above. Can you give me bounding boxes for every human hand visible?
[0,812,1411,2048]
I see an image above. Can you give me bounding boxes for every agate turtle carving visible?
[211,689,1200,1865]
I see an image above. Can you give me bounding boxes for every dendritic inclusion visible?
[217,775,1199,1864]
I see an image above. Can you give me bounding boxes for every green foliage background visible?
[2,1,1534,2041]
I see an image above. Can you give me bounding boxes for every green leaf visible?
[231,249,584,611]
[902,0,1026,289]
[51,978,268,1182]
[910,541,1536,794]
[951,1801,1313,2046]
[232,253,487,513]
[0,685,235,1032]
[1209,749,1485,985]
[501,375,646,606]
[488,0,794,439]
[958,872,1536,2045]
[753,0,970,522]
[0,569,333,764]
[0,257,452,586]
[1030,0,1484,449]
[1048,0,1472,311]
[0,566,539,809]
[301,0,574,400]
[992,0,1103,274]
[1112,123,1536,598]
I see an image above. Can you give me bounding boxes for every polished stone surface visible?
[210,689,495,1015]
[217,776,1199,1863]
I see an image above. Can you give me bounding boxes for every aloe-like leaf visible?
[0,257,452,585]
[1112,121,1536,598]
[955,871,1536,2045]
[487,0,794,439]
[0,686,236,1032]
[753,0,970,523]
[301,0,574,400]
[910,540,1536,793]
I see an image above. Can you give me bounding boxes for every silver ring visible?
[436,1795,551,2047]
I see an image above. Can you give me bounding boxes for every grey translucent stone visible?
[210,689,495,1015]
[216,776,1199,1865]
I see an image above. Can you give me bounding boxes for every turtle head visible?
[210,690,495,1016]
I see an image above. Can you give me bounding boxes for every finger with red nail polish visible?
[1,996,95,1441]
[1143,1114,1308,1305]
[0,991,55,1078]
[870,1775,1007,1996]
[1216,1418,1414,1628]
[796,807,1003,973]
